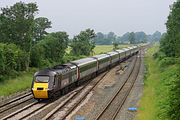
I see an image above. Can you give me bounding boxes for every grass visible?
[0,70,36,96]
[93,44,129,55]
[136,45,161,120]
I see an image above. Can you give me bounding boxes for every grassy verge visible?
[136,45,160,120]
[0,69,36,96]
[136,45,178,120]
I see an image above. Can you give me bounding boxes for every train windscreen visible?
[35,76,49,83]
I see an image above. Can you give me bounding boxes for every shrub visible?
[0,43,27,81]
[159,57,175,70]
[153,51,166,60]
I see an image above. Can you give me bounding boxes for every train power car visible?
[31,46,139,100]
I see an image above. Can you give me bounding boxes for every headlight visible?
[44,88,49,90]
[32,88,36,90]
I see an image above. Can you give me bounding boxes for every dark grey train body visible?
[31,46,139,100]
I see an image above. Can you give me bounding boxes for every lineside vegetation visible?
[137,1,180,119]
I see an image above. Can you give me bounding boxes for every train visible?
[31,45,140,100]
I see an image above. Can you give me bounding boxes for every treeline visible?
[155,1,180,120]
[94,31,162,45]
[0,2,95,81]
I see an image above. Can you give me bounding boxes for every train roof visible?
[115,49,126,53]
[34,68,56,77]
[92,54,110,60]
[107,51,119,56]
[64,63,77,69]
[71,57,97,66]
[127,46,134,49]
[34,63,76,76]
[122,48,130,51]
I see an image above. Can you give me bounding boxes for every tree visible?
[0,43,27,80]
[94,32,117,45]
[113,42,118,50]
[107,32,116,42]
[160,1,180,57]
[30,32,69,67]
[33,17,52,44]
[0,2,38,70]
[129,32,135,44]
[70,29,96,56]
[159,1,180,120]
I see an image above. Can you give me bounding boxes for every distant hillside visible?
[94,31,162,45]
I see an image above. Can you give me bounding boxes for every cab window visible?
[35,76,49,83]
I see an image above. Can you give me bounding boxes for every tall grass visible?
[0,69,36,96]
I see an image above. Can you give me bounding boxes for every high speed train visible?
[31,46,139,100]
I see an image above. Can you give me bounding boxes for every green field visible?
[93,44,129,55]
[67,44,129,55]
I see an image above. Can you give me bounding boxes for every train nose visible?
[32,83,49,98]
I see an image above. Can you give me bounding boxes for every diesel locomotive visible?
[31,46,139,100]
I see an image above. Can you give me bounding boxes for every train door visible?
[53,75,59,91]
[77,67,80,80]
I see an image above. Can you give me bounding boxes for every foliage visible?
[0,2,38,52]
[94,31,161,45]
[0,43,27,81]
[33,17,52,44]
[30,32,69,68]
[0,2,51,70]
[129,32,135,44]
[158,1,180,120]
[63,53,86,63]
[160,1,180,57]
[113,42,118,50]
[70,29,96,56]
[158,57,175,69]
[94,32,116,45]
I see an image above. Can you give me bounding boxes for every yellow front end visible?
[32,82,49,99]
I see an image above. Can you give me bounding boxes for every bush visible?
[63,53,86,63]
[0,43,27,81]
[30,32,69,68]
[153,51,166,60]
[159,57,175,70]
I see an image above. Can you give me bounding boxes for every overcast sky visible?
[0,0,176,36]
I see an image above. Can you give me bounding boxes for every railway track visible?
[41,71,109,120]
[0,92,35,119]
[95,53,141,120]
[0,68,109,120]
[41,56,136,120]
[0,69,107,120]
[27,58,132,120]
[0,85,85,120]
[0,91,31,108]
[0,54,137,120]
